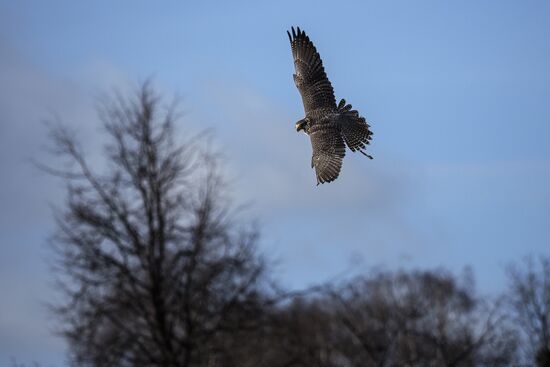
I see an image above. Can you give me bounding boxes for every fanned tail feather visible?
[338,99,373,159]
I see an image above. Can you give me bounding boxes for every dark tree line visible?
[42,83,550,367]
[233,270,517,367]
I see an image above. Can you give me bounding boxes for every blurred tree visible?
[327,270,518,367]
[218,270,518,367]
[44,83,272,367]
[261,297,337,367]
[508,256,550,367]
[209,296,338,367]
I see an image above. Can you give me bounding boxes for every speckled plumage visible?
[288,27,373,185]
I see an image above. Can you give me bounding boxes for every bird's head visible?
[295,118,308,133]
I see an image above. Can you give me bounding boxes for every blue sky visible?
[1,0,550,365]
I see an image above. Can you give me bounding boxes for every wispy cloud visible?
[184,78,437,287]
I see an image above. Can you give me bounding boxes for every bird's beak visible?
[295,121,305,132]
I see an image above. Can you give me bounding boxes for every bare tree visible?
[508,256,550,366]
[327,270,518,367]
[44,83,272,367]
[219,269,518,367]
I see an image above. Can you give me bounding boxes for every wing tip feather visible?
[288,26,308,42]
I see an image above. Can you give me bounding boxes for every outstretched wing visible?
[309,122,346,185]
[287,27,336,114]
[337,99,374,159]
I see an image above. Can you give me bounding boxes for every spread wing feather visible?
[287,27,336,114]
[309,123,346,185]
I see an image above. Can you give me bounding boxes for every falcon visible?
[287,26,373,185]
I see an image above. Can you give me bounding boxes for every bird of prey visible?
[287,26,373,185]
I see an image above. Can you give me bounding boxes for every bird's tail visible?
[337,99,373,159]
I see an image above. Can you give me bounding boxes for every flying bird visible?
[287,26,373,185]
